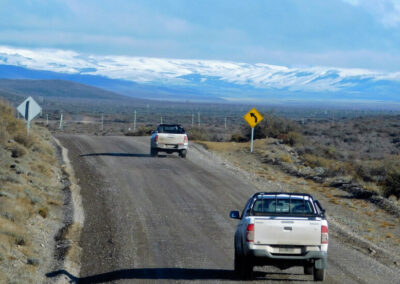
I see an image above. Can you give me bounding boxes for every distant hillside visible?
[0,79,130,101]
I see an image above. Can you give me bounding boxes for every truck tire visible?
[150,148,158,157]
[304,264,314,275]
[313,268,325,281]
[179,149,187,158]
[234,250,253,280]
[241,256,253,280]
[234,253,241,276]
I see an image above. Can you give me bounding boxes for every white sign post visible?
[17,96,42,135]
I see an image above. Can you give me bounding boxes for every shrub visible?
[279,154,293,163]
[124,126,153,136]
[383,169,400,198]
[8,144,27,158]
[282,131,304,146]
[231,133,248,142]
[354,160,386,182]
[14,132,35,148]
[187,127,208,141]
[303,154,345,177]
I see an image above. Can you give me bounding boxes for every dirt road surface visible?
[49,135,400,283]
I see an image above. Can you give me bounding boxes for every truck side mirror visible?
[230,210,240,219]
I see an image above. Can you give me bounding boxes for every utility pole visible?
[59,112,63,131]
[46,114,49,126]
[198,112,200,127]
[224,117,227,130]
[101,113,104,131]
[134,110,137,131]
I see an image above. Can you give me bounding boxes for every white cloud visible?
[342,0,400,27]
[0,45,399,93]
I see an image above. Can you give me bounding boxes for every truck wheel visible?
[234,253,241,276]
[150,148,158,157]
[304,264,314,275]
[313,268,325,281]
[179,150,187,158]
[242,257,253,280]
[242,256,253,280]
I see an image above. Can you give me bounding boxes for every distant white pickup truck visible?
[150,124,188,158]
[230,192,328,281]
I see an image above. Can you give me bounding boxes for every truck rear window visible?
[252,195,314,215]
[157,125,186,134]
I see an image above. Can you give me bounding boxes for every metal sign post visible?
[243,107,264,153]
[250,127,254,152]
[17,96,42,135]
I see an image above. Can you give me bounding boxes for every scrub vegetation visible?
[0,99,64,283]
[240,115,400,200]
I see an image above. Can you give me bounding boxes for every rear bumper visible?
[152,143,188,152]
[250,249,327,269]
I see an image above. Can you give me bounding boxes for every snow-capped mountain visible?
[0,45,399,102]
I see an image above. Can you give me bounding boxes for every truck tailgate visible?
[158,134,185,144]
[254,218,321,246]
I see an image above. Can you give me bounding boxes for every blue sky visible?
[0,0,400,71]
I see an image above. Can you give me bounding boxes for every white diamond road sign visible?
[17,96,42,122]
[17,96,42,135]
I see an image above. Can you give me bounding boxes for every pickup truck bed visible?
[230,192,328,281]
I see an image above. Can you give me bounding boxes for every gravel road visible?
[52,135,400,283]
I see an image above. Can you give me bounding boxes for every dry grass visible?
[0,99,64,283]
[279,153,293,163]
[380,221,396,228]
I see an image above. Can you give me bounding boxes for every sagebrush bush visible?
[279,154,293,163]
[383,162,400,198]
[124,126,153,136]
[187,127,208,140]
[303,154,347,177]
[0,100,24,135]
[231,133,248,142]
[8,144,27,158]
[280,131,304,146]
[354,160,386,182]
[14,132,35,148]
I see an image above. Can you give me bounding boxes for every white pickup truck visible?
[150,124,188,158]
[230,192,328,281]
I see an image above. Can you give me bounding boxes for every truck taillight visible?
[246,224,254,242]
[155,134,159,142]
[321,225,328,244]
[184,135,188,143]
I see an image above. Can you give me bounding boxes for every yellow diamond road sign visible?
[243,107,263,128]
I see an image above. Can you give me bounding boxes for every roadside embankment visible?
[0,100,83,283]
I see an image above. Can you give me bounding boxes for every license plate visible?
[279,247,295,253]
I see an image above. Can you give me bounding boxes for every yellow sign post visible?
[243,107,264,152]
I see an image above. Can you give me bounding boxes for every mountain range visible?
[0,46,400,104]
